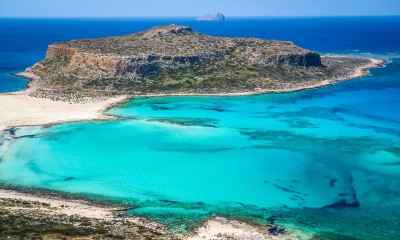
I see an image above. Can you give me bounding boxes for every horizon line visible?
[1,15,400,19]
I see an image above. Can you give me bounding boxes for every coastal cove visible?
[1,58,400,239]
[1,17,400,239]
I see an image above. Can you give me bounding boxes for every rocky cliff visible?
[27,24,374,97]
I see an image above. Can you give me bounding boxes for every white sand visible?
[0,57,382,131]
[187,217,279,240]
[0,91,127,131]
[0,188,114,219]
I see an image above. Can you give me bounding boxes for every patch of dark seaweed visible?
[273,184,302,195]
[281,118,319,128]
[346,123,400,138]
[147,117,220,128]
[239,129,395,157]
[150,105,171,110]
[322,199,360,209]
[268,226,286,236]
[268,107,344,121]
[330,179,338,188]
[200,107,227,112]
[64,177,76,181]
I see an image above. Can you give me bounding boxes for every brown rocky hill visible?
[26,24,374,98]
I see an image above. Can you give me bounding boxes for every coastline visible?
[137,57,385,98]
[0,56,384,132]
[0,187,302,239]
[0,55,386,239]
[0,90,128,132]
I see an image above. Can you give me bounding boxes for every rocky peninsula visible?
[22,24,383,101]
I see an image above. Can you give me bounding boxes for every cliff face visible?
[28,24,368,96]
[38,24,322,78]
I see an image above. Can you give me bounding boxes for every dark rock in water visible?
[330,178,338,187]
[267,215,277,224]
[268,226,286,236]
[160,199,179,204]
[197,13,225,21]
[64,177,75,181]
[5,127,17,136]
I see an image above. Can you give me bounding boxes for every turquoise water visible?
[1,18,400,238]
[1,59,400,238]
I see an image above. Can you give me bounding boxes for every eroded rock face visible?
[268,52,322,67]
[46,45,76,59]
[41,25,322,78]
[28,24,335,95]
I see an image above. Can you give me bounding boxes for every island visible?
[197,13,226,21]
[20,24,381,100]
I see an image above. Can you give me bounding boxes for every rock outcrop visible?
[26,24,373,96]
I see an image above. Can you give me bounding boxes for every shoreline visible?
[136,57,385,98]
[0,56,385,132]
[0,55,386,239]
[0,187,302,239]
[0,90,129,131]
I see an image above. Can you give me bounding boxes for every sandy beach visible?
[0,56,385,239]
[0,91,128,131]
[0,57,383,132]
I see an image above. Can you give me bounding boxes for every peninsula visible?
[0,24,383,131]
[21,24,382,100]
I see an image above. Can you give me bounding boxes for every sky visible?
[1,0,400,18]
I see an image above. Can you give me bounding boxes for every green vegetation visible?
[27,24,375,98]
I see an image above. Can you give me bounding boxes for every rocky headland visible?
[22,24,383,101]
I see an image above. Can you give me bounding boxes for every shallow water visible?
[1,17,400,238]
[1,59,400,238]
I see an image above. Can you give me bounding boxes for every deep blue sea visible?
[1,17,400,239]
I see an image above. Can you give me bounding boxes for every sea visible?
[0,17,400,239]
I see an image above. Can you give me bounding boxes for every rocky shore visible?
[0,188,311,240]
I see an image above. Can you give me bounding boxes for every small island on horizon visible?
[197,13,226,21]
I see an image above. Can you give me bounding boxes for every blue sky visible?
[1,0,399,17]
